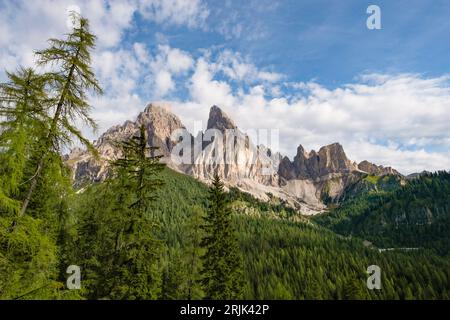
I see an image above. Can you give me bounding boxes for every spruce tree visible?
[112,124,165,214]
[77,125,165,299]
[20,12,102,216]
[185,205,205,299]
[201,174,243,299]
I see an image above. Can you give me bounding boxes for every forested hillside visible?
[68,168,450,300]
[314,172,450,256]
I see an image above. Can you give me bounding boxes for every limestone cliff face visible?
[66,103,186,186]
[65,103,401,214]
[188,106,281,187]
[278,143,358,180]
[207,105,237,131]
[357,160,400,176]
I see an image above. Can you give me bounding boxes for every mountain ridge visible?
[65,102,403,214]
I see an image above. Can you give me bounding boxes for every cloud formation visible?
[1,0,450,174]
[170,63,450,174]
[138,0,209,28]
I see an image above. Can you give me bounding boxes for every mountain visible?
[65,103,187,186]
[66,102,402,214]
[279,143,358,180]
[357,160,400,176]
[314,171,450,256]
[74,166,450,299]
[406,170,432,180]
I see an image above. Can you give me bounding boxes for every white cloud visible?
[0,0,204,134]
[214,50,283,83]
[170,62,450,174]
[136,44,194,97]
[138,0,209,28]
[88,93,144,140]
[133,43,151,64]
[154,70,175,96]
[1,1,450,174]
[164,46,194,73]
[189,58,235,107]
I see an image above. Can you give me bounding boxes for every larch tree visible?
[0,68,49,214]
[20,12,102,216]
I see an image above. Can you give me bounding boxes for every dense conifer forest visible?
[315,172,450,256]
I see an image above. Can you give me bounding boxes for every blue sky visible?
[121,0,450,87]
[1,0,450,173]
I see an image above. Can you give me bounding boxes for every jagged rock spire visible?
[207,105,237,131]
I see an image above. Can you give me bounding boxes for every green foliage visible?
[1,13,449,301]
[73,127,165,299]
[0,215,60,299]
[201,175,244,299]
[20,12,102,216]
[183,205,206,299]
[138,169,450,300]
[0,14,101,300]
[315,171,450,256]
[111,124,165,212]
[335,173,403,204]
[35,13,103,144]
[236,216,450,299]
[0,68,49,213]
[364,174,381,185]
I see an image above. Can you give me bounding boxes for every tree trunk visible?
[19,156,44,216]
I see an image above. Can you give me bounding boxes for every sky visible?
[1,0,450,174]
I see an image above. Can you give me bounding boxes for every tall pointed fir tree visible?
[185,205,205,299]
[20,12,102,216]
[201,174,243,299]
[77,124,166,299]
[160,205,206,299]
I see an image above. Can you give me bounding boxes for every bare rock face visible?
[66,103,186,187]
[207,105,237,131]
[189,106,281,187]
[65,102,401,214]
[358,160,400,176]
[278,143,358,181]
[136,103,187,158]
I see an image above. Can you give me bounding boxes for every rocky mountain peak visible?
[138,103,184,131]
[317,142,355,172]
[358,160,401,176]
[279,142,358,181]
[296,145,309,158]
[207,105,237,131]
[66,101,401,215]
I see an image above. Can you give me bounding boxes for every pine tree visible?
[0,68,49,213]
[20,12,102,216]
[201,174,243,299]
